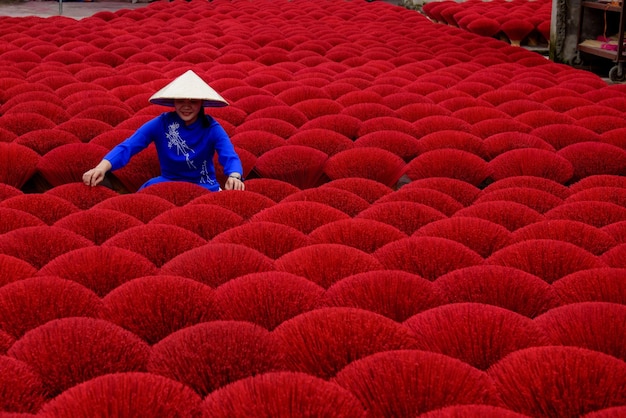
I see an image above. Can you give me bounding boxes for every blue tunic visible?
[104,112,243,192]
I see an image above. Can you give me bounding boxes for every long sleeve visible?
[103,117,161,171]
[212,121,244,177]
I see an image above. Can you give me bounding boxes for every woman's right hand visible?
[83,160,112,187]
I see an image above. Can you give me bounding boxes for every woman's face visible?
[174,99,203,125]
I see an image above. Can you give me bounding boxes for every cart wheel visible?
[609,65,626,83]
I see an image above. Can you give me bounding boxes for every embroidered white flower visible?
[200,160,216,185]
[166,122,196,169]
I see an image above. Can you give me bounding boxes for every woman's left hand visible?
[224,176,245,191]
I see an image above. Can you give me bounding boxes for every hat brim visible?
[148,70,230,108]
[149,97,229,108]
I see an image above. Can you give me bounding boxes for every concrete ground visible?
[0,0,156,19]
[0,0,403,20]
[0,0,400,19]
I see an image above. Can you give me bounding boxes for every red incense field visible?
[1,0,626,416]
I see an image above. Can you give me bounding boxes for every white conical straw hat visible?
[149,70,229,108]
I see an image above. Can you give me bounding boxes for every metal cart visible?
[576,0,626,82]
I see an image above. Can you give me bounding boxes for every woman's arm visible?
[212,120,245,191]
[82,116,161,187]
[83,159,112,187]
[224,172,244,191]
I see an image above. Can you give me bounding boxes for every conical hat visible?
[149,70,229,108]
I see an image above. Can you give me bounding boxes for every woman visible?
[83,70,244,192]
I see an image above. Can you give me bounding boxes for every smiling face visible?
[174,98,203,125]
